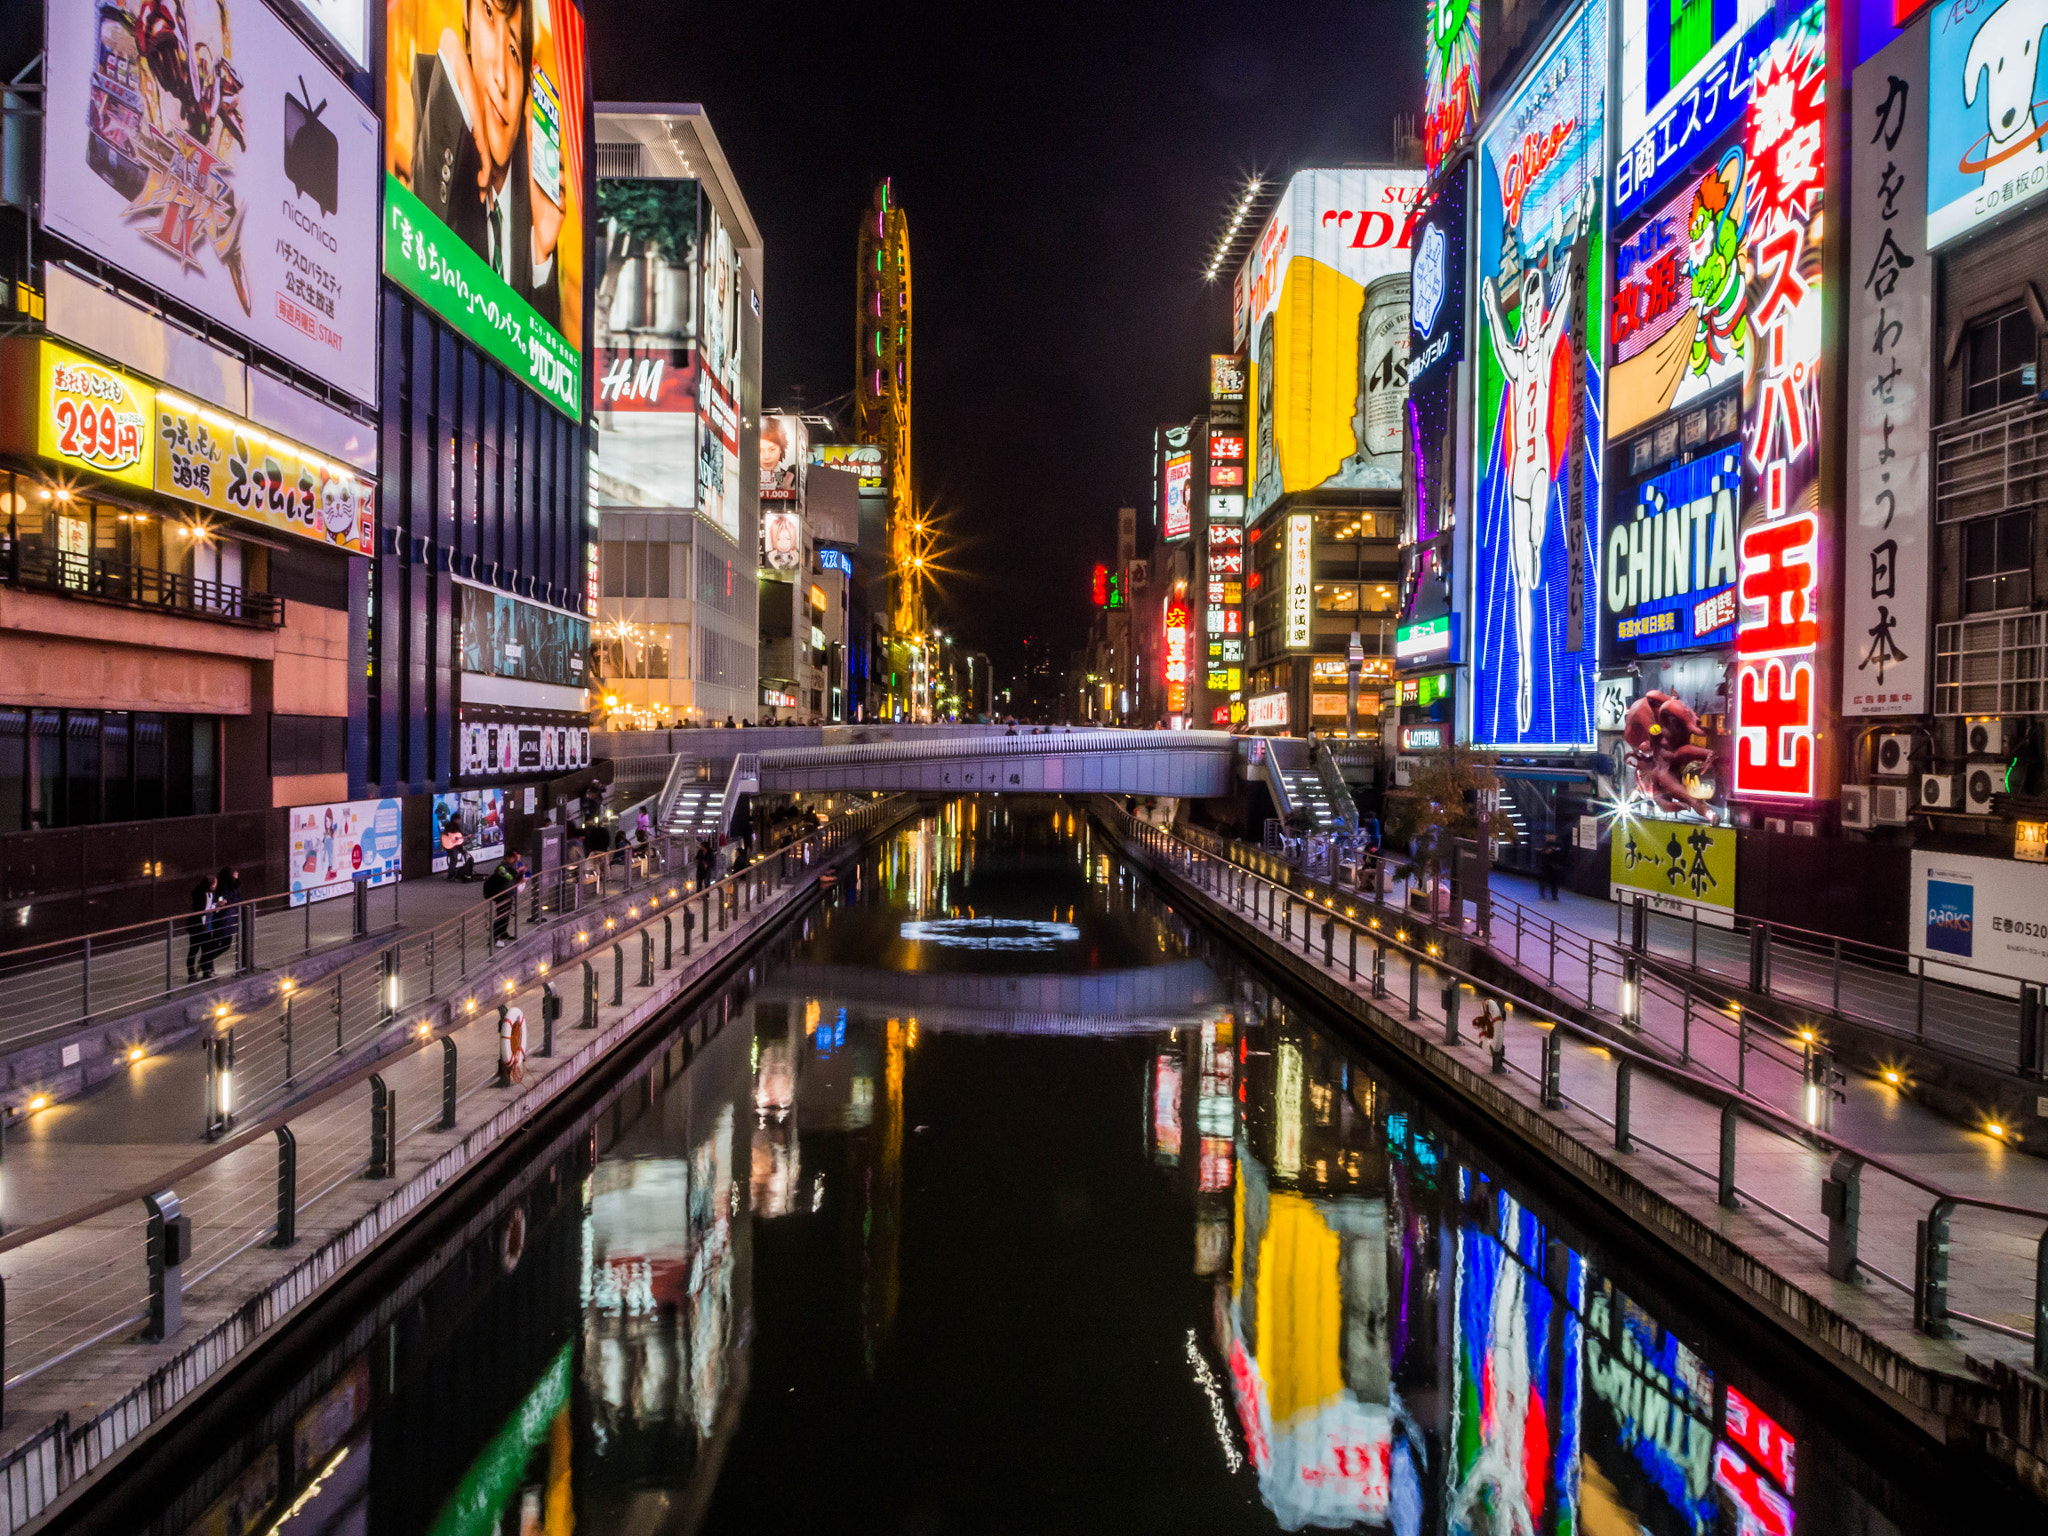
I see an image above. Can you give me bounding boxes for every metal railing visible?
[0,541,285,628]
[0,879,401,1062]
[1112,805,2048,1371]
[0,796,908,1532]
[1932,392,2048,527]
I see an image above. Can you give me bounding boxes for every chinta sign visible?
[1471,0,1607,750]
[1731,6,1828,802]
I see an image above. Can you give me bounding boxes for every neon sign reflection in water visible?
[897,917,1081,951]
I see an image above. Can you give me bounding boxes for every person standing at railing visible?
[207,869,242,976]
[187,873,218,982]
[482,856,519,948]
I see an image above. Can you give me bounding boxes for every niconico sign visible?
[1472,0,1606,750]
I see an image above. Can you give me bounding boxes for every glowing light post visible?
[1731,16,1827,808]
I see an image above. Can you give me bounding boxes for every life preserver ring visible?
[499,1205,527,1273]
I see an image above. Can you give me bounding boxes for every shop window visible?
[1964,511,2032,613]
[625,540,646,597]
[601,540,625,598]
[269,715,348,777]
[1964,306,2038,416]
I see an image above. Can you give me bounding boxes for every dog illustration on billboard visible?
[1480,264,1573,732]
[1961,0,2048,181]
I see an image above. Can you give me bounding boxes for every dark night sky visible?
[590,2,1425,680]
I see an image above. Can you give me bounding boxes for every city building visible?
[591,105,763,727]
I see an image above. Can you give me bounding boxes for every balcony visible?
[1933,394,2048,526]
[0,541,283,629]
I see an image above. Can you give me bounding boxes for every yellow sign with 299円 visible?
[37,342,154,490]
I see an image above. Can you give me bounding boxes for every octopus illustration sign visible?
[1472,0,1607,750]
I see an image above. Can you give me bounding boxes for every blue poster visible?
[1472,0,1606,750]
[1929,0,2048,250]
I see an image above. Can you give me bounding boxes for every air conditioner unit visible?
[1841,785,1874,830]
[1966,717,2006,757]
[1874,785,1911,825]
[1875,733,1915,776]
[1966,763,2001,814]
[1922,773,1963,810]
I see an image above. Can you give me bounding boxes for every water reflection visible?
[119,803,1984,1536]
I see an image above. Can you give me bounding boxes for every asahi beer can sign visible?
[1357,275,1411,467]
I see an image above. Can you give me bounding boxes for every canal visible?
[63,802,2015,1534]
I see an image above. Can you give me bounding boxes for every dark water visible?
[92,803,2010,1536]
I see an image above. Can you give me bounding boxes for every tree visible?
[1385,743,1513,887]
[592,181,699,349]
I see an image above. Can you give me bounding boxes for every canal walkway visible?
[1105,804,2048,1494]
[0,798,911,1534]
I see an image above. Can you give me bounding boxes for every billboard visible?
[1911,849,2048,987]
[456,580,589,690]
[696,202,746,541]
[1158,423,1194,541]
[383,0,587,417]
[593,178,699,510]
[1425,0,1481,175]
[44,0,381,405]
[1284,512,1313,649]
[432,788,504,872]
[1928,0,2048,249]
[1612,816,1736,915]
[1238,168,1426,515]
[810,442,887,490]
[1472,0,1607,750]
[762,508,802,571]
[759,412,807,501]
[1729,7,1827,801]
[1614,0,1782,222]
[289,798,402,905]
[458,715,587,776]
[1846,19,1932,717]
[1210,353,1248,427]
[287,0,371,68]
[1602,442,1740,662]
[1608,151,1756,440]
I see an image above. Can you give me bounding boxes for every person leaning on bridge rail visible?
[187,872,218,982]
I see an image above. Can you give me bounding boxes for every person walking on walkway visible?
[187,873,217,982]
[206,868,242,976]
[695,839,714,891]
[1538,835,1566,901]
[482,856,518,947]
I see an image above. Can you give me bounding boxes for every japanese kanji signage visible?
[1732,5,1828,802]
[1846,19,1931,718]
[1611,816,1737,918]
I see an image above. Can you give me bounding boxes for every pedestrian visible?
[187,872,217,982]
[206,868,242,975]
[1539,835,1565,901]
[695,840,715,890]
[724,715,737,729]
[482,855,518,946]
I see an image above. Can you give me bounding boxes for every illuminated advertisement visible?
[1602,443,1740,662]
[1165,599,1191,715]
[384,0,587,417]
[1152,1053,1182,1162]
[1472,0,1606,750]
[1730,7,1826,801]
[1285,513,1313,650]
[810,442,888,490]
[592,181,700,509]
[1608,151,1756,440]
[1208,430,1246,488]
[289,798,402,905]
[697,203,746,541]
[1450,1178,1584,1536]
[760,411,807,502]
[457,580,590,690]
[1614,0,1782,222]
[1846,20,1932,717]
[762,508,803,571]
[44,0,381,405]
[1612,816,1735,914]
[431,788,504,872]
[1238,168,1427,513]
[1164,449,1194,542]
[35,342,153,491]
[1910,850,2048,985]
[1397,613,1460,666]
[458,713,588,777]
[1425,0,1482,174]
[1583,1282,1719,1536]
[1248,692,1289,730]
[1211,353,1248,433]
[1928,0,2048,248]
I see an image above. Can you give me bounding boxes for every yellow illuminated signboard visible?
[37,342,153,490]
[1610,817,1735,915]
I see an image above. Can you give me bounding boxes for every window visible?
[1964,306,2038,416]
[1964,512,2031,613]
[269,715,348,777]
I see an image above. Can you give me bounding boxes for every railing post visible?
[1832,937,1843,1016]
[1748,922,1768,994]
[2036,1227,2048,1376]
[1408,951,1420,1021]
[1372,941,1386,999]
[1630,894,1646,954]
[283,993,295,1084]
[2020,984,2045,1080]
[353,875,369,940]
[1916,957,1927,1041]
[239,902,256,973]
[81,934,90,1021]
[1443,980,1461,1045]
[1822,1152,1861,1282]
[1283,899,1291,944]
[368,1074,393,1178]
[540,981,559,1056]
[612,943,626,1005]
[1718,1101,1740,1209]
[641,929,655,988]
[1348,927,1358,983]
[1621,955,1640,1029]
[1541,1028,1562,1109]
[441,1036,459,1127]
[1322,918,1333,968]
[1681,982,1692,1064]
[272,1127,296,1247]
[663,914,674,969]
[1915,1199,1956,1338]
[143,1189,189,1341]
[335,974,345,1054]
[1614,1059,1633,1153]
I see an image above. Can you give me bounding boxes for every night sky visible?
[591,1,1426,682]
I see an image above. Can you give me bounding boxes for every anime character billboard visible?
[1471,0,1607,750]
[1928,0,2048,249]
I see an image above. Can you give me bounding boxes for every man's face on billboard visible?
[466,0,527,180]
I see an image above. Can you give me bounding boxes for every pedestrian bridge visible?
[761,957,1222,1034]
[638,727,1243,839]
